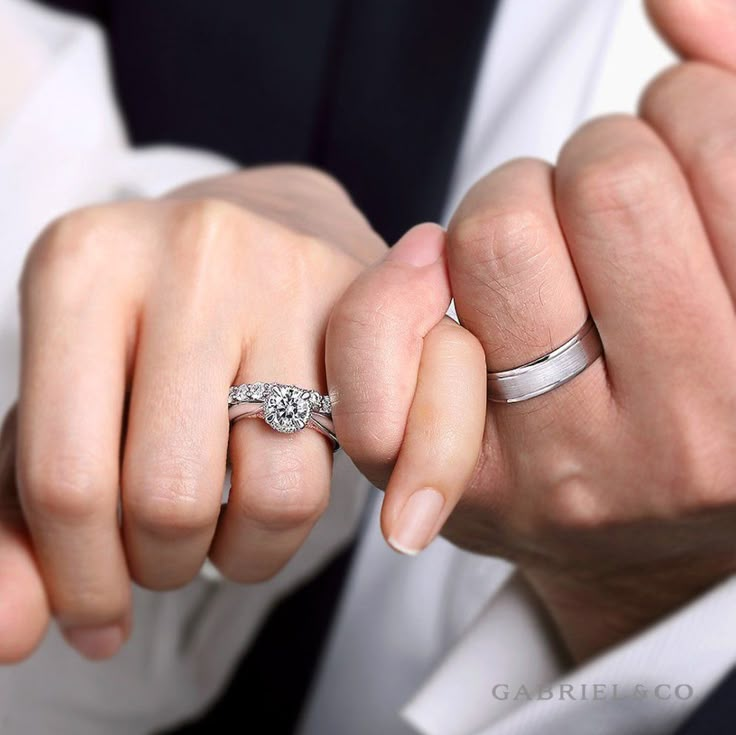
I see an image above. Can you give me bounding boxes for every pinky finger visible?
[0,526,50,662]
[381,317,487,555]
[0,407,49,662]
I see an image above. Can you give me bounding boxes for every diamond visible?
[250,382,266,400]
[229,383,269,404]
[229,385,247,404]
[320,395,332,414]
[263,384,311,433]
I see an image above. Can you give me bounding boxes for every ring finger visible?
[209,324,334,583]
[447,157,607,426]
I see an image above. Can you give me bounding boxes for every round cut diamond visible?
[263,385,311,433]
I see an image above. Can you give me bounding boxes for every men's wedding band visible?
[487,317,603,403]
[228,382,339,451]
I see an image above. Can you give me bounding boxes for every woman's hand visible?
[0,165,390,662]
[326,228,487,556]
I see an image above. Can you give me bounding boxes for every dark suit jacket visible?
[39,0,495,244]
[674,667,736,735]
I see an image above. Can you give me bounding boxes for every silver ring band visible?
[487,317,603,403]
[228,382,339,451]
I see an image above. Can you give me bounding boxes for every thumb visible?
[326,223,451,488]
[647,0,736,71]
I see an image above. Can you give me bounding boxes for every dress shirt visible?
[2,2,734,735]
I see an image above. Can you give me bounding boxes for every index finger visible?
[381,317,486,555]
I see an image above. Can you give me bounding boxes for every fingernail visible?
[387,224,445,267]
[388,488,445,555]
[63,624,124,660]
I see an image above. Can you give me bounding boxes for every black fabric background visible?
[39,0,497,244]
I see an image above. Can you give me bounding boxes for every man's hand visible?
[329,0,736,661]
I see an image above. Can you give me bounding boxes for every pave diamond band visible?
[487,317,604,403]
[228,382,332,415]
[228,382,338,450]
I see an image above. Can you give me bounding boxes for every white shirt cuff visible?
[403,571,736,735]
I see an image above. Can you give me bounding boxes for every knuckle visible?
[125,464,217,539]
[172,197,240,239]
[168,198,244,274]
[214,562,263,585]
[22,207,114,300]
[450,205,552,289]
[642,63,736,180]
[328,291,377,336]
[167,198,321,310]
[535,465,608,532]
[566,142,667,221]
[427,319,485,364]
[235,451,328,530]
[55,585,129,627]
[662,413,735,512]
[20,459,108,522]
[213,553,289,585]
[640,62,701,118]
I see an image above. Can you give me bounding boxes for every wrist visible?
[521,554,736,662]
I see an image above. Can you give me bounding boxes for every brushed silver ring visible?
[487,317,603,403]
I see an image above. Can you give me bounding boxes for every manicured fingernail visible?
[388,488,445,555]
[387,224,445,267]
[64,624,124,660]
